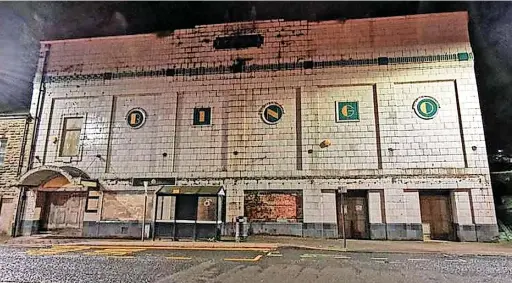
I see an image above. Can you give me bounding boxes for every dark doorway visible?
[336,190,369,239]
[175,195,198,220]
[419,190,454,241]
[174,195,198,239]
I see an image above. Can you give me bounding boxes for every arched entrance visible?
[18,166,89,236]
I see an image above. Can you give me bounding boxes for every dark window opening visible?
[0,139,7,165]
[175,195,198,220]
[213,34,264,50]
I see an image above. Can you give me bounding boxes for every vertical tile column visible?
[368,190,386,239]
[471,187,499,242]
[451,190,477,241]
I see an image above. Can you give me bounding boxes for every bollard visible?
[241,217,248,241]
[235,218,240,242]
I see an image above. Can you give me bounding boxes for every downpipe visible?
[13,46,51,237]
[27,46,50,171]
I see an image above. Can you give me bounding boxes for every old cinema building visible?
[16,11,498,241]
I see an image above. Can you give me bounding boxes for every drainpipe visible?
[12,187,26,237]
[13,45,51,237]
[27,45,51,171]
[17,115,32,176]
[12,115,30,237]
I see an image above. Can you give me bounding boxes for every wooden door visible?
[337,191,369,239]
[420,192,453,240]
[45,192,85,231]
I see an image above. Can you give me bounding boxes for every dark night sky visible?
[1,1,512,153]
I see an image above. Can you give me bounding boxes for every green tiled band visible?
[45,52,473,83]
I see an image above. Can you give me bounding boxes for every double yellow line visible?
[27,245,273,262]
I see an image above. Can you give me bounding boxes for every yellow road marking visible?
[408,258,428,261]
[84,248,146,257]
[27,246,92,256]
[300,254,350,259]
[224,254,263,262]
[166,256,192,260]
[266,251,283,257]
[106,256,135,259]
[62,245,272,252]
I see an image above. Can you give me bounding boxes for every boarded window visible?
[60,117,82,157]
[244,190,303,222]
[197,196,217,222]
[101,193,152,221]
[85,189,100,212]
[0,139,6,165]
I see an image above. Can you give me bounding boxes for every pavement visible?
[0,234,9,244]
[4,234,512,256]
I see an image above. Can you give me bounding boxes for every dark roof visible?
[0,103,30,116]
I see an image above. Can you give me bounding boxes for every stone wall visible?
[0,115,31,235]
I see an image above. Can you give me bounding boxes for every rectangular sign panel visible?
[335,101,359,122]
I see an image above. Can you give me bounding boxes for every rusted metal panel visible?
[244,190,303,222]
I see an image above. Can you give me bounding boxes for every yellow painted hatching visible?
[26,246,92,256]
[84,248,147,257]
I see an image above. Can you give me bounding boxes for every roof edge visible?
[40,11,468,45]
[0,112,31,119]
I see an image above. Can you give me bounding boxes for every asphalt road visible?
[0,246,511,283]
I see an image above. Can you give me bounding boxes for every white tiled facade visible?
[19,11,498,241]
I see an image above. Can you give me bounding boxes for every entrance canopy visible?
[18,165,89,188]
[157,185,225,196]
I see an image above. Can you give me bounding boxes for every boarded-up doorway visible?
[419,190,454,241]
[0,198,15,234]
[337,190,369,239]
[39,192,86,235]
